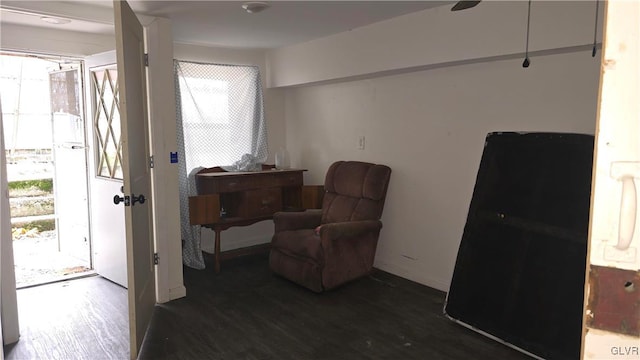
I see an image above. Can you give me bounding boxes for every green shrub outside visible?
[8,179,53,193]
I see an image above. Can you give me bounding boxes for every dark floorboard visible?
[3,275,129,360]
[139,252,531,360]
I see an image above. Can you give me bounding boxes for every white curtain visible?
[175,60,268,269]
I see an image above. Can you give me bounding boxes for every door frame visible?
[144,18,185,304]
[1,98,20,348]
[581,0,640,357]
[0,6,186,357]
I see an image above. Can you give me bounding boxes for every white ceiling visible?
[0,1,451,49]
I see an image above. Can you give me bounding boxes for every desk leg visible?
[214,227,221,273]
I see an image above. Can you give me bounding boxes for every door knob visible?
[114,194,145,206]
[113,195,130,206]
[132,194,145,206]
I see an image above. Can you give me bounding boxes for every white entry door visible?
[85,51,128,288]
[114,0,157,357]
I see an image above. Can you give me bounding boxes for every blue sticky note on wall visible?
[170,152,178,163]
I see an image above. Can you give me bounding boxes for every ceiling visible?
[0,1,450,49]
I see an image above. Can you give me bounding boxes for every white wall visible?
[267,1,603,88]
[173,43,286,253]
[0,23,114,57]
[276,1,602,291]
[285,51,599,291]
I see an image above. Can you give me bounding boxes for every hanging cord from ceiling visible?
[592,0,599,57]
[522,0,532,68]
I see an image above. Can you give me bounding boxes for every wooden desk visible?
[189,167,306,272]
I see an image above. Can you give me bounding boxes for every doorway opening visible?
[1,52,93,288]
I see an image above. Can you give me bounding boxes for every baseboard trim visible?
[374,258,450,292]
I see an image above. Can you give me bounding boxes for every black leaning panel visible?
[444,132,594,360]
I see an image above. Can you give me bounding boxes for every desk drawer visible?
[217,176,264,192]
[237,188,282,218]
[270,172,303,187]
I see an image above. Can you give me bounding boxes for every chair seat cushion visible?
[272,229,323,262]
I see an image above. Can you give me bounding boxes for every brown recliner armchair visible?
[269,161,392,292]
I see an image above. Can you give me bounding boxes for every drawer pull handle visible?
[228,182,237,187]
[261,199,272,205]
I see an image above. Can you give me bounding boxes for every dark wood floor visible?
[2,252,533,360]
[3,275,129,360]
[139,252,531,360]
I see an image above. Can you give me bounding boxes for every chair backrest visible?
[321,161,391,224]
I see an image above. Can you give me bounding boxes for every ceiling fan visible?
[451,0,481,11]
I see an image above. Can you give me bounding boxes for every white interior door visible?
[85,51,128,288]
[49,67,91,265]
[114,0,156,357]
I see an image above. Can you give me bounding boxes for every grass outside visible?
[8,179,53,197]
[9,178,55,233]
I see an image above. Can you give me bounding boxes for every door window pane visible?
[91,66,122,179]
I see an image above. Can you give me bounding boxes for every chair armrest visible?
[273,209,323,232]
[319,220,383,288]
[318,220,382,243]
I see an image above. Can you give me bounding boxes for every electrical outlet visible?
[358,136,365,150]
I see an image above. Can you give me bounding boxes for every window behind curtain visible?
[174,60,267,171]
[174,60,268,269]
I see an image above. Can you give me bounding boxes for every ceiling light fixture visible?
[40,16,71,25]
[242,2,270,14]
